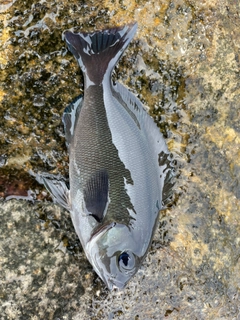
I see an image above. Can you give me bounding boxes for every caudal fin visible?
[64,23,137,85]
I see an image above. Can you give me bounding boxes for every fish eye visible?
[119,252,129,266]
[118,251,135,271]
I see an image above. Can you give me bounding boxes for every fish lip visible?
[101,271,128,291]
[106,278,126,291]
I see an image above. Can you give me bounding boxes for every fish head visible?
[85,222,142,290]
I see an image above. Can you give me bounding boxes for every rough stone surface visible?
[0,0,239,319]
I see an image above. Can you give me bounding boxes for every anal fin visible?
[62,95,83,149]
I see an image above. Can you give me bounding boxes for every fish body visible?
[42,23,173,290]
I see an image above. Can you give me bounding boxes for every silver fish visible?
[42,22,173,290]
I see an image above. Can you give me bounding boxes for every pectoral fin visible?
[83,169,109,222]
[41,176,71,211]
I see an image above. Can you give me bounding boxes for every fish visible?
[41,22,174,290]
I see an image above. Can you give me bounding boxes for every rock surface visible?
[0,0,239,319]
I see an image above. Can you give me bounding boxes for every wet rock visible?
[0,0,239,319]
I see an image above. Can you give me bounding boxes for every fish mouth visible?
[93,255,131,291]
[107,270,136,290]
[105,277,127,291]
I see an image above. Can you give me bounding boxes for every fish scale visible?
[71,85,134,225]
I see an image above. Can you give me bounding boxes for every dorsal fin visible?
[83,169,109,222]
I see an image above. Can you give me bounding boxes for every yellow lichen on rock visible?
[170,223,209,267]
[0,12,13,104]
[205,125,240,162]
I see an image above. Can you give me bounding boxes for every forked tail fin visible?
[64,23,137,85]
